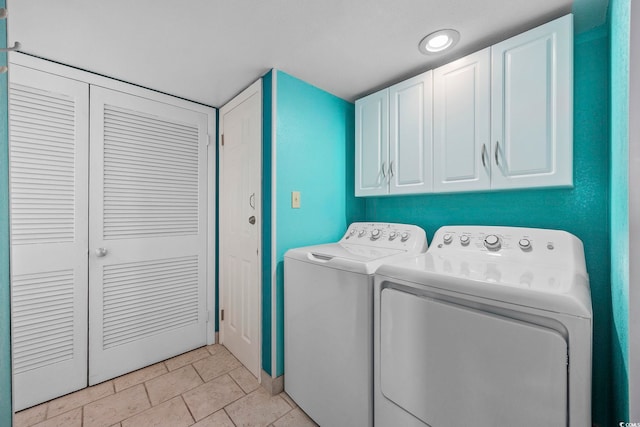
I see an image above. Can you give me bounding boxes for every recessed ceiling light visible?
[419,29,460,55]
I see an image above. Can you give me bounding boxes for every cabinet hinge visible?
[207,135,213,146]
[221,134,224,146]
[221,309,224,321]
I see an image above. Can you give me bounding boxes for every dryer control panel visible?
[430,225,587,277]
[341,222,427,253]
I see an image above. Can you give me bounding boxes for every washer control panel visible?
[341,222,427,252]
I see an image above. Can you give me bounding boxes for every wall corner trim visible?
[260,370,284,395]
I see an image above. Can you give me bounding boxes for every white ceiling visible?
[7,0,608,107]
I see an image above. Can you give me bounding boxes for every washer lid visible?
[284,222,428,274]
[285,243,406,274]
[376,253,592,317]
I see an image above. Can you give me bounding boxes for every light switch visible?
[291,191,301,208]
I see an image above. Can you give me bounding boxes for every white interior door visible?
[9,65,89,410]
[88,86,209,384]
[219,81,262,378]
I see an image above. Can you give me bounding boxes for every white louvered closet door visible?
[9,65,89,410]
[88,87,208,385]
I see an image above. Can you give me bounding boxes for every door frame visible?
[630,0,640,419]
[218,79,262,379]
[7,52,217,406]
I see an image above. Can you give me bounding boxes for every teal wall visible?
[0,0,11,423]
[261,71,273,374]
[610,0,631,421]
[364,27,612,425]
[266,70,364,376]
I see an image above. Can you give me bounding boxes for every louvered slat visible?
[12,270,75,374]
[10,83,76,245]
[102,256,199,349]
[102,105,199,240]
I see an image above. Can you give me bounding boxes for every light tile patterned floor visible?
[14,344,318,427]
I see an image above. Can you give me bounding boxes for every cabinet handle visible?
[481,144,487,167]
[381,162,386,178]
[494,141,500,166]
[389,161,394,178]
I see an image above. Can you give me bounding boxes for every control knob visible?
[459,235,470,246]
[400,232,410,242]
[371,229,382,240]
[389,231,398,241]
[518,238,532,250]
[443,233,453,244]
[358,229,366,237]
[483,234,501,250]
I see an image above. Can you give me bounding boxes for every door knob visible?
[95,248,108,257]
[248,216,256,225]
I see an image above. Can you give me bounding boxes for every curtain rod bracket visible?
[0,41,21,53]
[0,10,19,73]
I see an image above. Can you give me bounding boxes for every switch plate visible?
[291,191,301,208]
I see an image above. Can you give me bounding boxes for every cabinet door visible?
[389,71,433,194]
[433,49,491,193]
[491,14,573,190]
[355,89,389,196]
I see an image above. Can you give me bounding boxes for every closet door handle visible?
[481,144,487,167]
[381,162,386,178]
[95,248,108,257]
[389,161,394,178]
[494,141,500,166]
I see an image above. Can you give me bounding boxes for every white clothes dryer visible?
[284,222,427,427]
[374,226,592,427]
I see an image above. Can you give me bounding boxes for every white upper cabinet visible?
[355,71,432,196]
[389,72,433,194]
[490,14,573,190]
[355,13,573,196]
[433,48,491,193]
[355,89,388,196]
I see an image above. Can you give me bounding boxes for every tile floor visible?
[14,344,318,427]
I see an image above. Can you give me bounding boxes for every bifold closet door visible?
[88,87,208,385]
[9,65,89,410]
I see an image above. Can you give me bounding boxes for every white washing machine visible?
[284,222,427,427]
[374,226,592,427]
